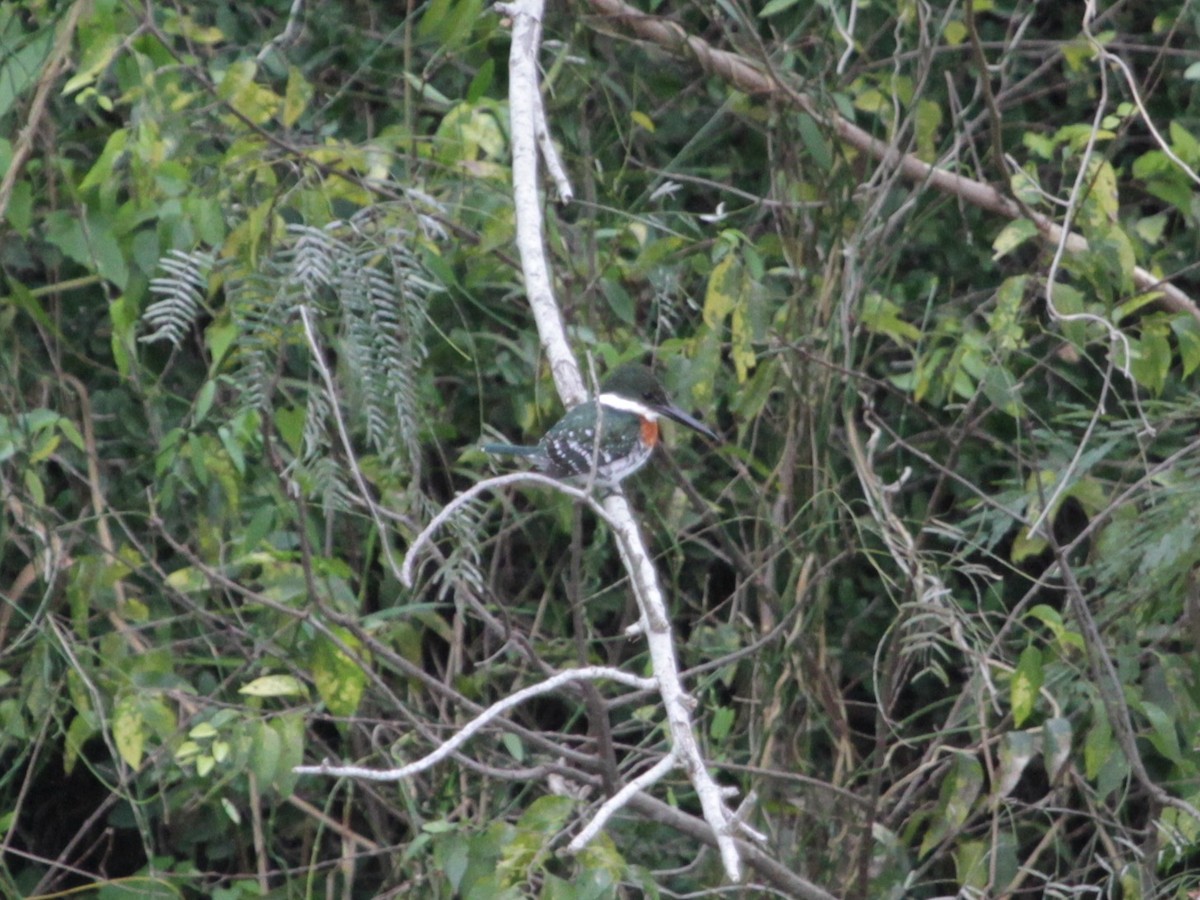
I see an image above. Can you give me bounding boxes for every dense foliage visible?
[4,0,1200,896]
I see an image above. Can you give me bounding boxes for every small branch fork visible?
[297,0,754,886]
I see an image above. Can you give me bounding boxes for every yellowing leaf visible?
[239,674,307,697]
[853,87,887,114]
[730,302,757,383]
[1082,159,1119,227]
[703,254,738,329]
[282,66,313,129]
[943,20,967,45]
[920,754,983,857]
[313,628,369,718]
[1011,644,1043,727]
[992,219,1039,260]
[216,61,281,126]
[189,722,219,739]
[703,254,757,381]
[165,566,207,592]
[113,695,144,769]
[630,110,655,132]
[915,98,942,160]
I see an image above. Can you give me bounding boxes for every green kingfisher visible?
[482,364,718,484]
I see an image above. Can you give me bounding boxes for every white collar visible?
[597,392,659,419]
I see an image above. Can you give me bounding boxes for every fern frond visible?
[288,223,348,302]
[225,272,285,416]
[141,250,216,346]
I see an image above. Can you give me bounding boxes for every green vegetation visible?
[3,0,1200,896]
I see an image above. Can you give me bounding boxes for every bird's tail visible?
[481,442,542,458]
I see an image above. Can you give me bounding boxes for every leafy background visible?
[4,0,1200,897]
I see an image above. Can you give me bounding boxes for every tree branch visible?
[498,0,744,880]
[582,0,1200,325]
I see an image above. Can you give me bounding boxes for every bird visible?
[482,364,718,485]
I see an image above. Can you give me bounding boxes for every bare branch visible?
[566,749,678,852]
[500,0,744,879]
[296,666,655,781]
[500,0,585,405]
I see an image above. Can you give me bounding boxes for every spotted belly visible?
[592,440,654,483]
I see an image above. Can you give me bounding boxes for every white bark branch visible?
[294,666,655,781]
[498,0,584,405]
[303,0,744,883]
[400,471,613,587]
[567,749,679,852]
[502,0,742,880]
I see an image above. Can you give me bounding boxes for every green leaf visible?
[1042,716,1073,782]
[1009,166,1044,205]
[516,795,573,834]
[995,730,1036,799]
[1081,159,1119,227]
[860,292,921,346]
[1084,710,1113,780]
[417,0,486,48]
[189,722,219,739]
[250,722,282,785]
[853,87,887,114]
[64,712,98,775]
[0,25,54,120]
[920,754,983,857]
[710,706,735,742]
[954,839,988,891]
[466,58,494,104]
[44,210,129,289]
[1129,323,1172,395]
[1141,701,1184,765]
[1172,315,1200,377]
[272,714,305,795]
[796,113,832,171]
[78,128,129,193]
[1026,604,1085,654]
[759,0,802,16]
[601,279,635,325]
[1170,120,1200,167]
[915,98,942,160]
[1135,212,1168,245]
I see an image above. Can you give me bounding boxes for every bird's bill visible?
[659,404,720,441]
